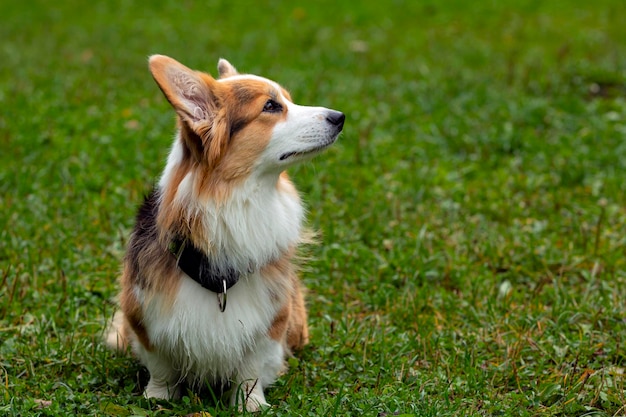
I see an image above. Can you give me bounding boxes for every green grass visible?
[2,0,626,415]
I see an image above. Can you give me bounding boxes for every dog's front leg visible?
[138,348,182,400]
[231,338,285,411]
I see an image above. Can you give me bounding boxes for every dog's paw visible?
[239,393,270,413]
[231,384,269,412]
[144,380,181,400]
[104,311,129,352]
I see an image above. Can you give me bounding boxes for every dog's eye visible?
[262,99,282,113]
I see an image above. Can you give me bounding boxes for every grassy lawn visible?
[2,0,626,415]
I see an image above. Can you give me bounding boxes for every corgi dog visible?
[106,55,344,411]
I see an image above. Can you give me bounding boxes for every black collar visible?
[168,238,240,294]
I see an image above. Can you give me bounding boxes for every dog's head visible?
[149,55,344,184]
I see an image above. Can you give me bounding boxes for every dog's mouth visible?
[279,137,338,161]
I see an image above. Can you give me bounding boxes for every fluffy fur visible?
[106,55,344,411]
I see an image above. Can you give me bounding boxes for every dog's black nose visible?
[326,110,345,130]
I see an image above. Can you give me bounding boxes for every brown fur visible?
[261,250,309,351]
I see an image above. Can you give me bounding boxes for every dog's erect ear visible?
[149,55,219,126]
[217,58,238,79]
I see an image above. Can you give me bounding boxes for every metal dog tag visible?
[217,279,228,312]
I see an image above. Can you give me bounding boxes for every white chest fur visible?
[139,272,280,382]
[201,177,304,270]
